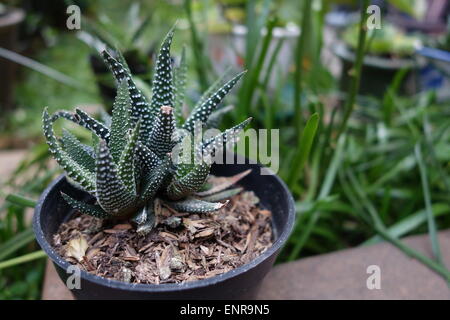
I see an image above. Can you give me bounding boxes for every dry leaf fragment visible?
[66,236,88,262]
[113,223,132,230]
[195,229,215,238]
[200,245,210,255]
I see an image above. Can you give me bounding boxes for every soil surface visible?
[52,190,273,284]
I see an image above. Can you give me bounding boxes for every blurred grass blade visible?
[336,0,370,138]
[382,68,409,126]
[415,144,443,264]
[5,194,37,208]
[0,229,35,261]
[318,134,346,199]
[364,203,450,246]
[241,17,276,117]
[184,0,209,90]
[287,113,319,188]
[293,0,313,131]
[0,251,47,271]
[288,134,347,260]
[0,47,85,90]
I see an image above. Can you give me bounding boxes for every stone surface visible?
[42,231,450,300]
[42,261,74,300]
[258,231,450,299]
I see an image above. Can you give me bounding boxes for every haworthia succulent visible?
[183,71,246,133]
[43,28,251,232]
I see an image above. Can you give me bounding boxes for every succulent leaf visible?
[51,110,78,123]
[110,80,132,163]
[118,122,140,195]
[43,109,96,192]
[60,129,96,173]
[148,106,176,157]
[61,193,109,219]
[173,45,187,125]
[150,28,175,117]
[183,71,246,133]
[95,140,136,215]
[164,198,228,213]
[75,108,110,140]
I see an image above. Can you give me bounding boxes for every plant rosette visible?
[33,28,295,299]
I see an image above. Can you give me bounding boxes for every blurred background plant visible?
[1,0,450,299]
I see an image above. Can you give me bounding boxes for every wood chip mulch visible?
[52,190,273,284]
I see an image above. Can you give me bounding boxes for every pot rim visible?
[33,167,295,293]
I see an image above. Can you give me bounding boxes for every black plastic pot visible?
[333,42,419,97]
[33,161,295,300]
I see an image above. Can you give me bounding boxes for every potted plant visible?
[334,22,420,96]
[33,28,295,299]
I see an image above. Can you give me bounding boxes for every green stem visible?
[0,228,35,261]
[0,251,47,270]
[242,17,277,117]
[415,144,443,264]
[184,0,208,91]
[5,194,37,208]
[293,0,313,133]
[336,0,370,139]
